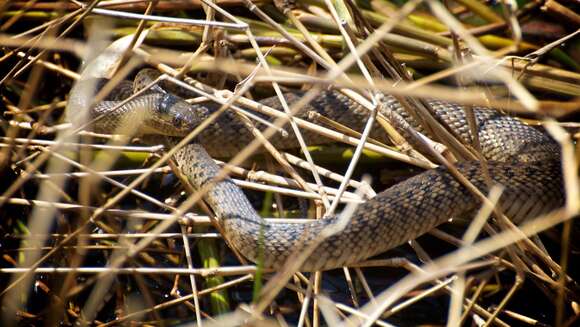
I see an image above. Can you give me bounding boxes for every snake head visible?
[147,93,203,136]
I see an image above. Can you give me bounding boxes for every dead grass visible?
[0,0,578,326]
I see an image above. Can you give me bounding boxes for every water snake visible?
[67,69,564,271]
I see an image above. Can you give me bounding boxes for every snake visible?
[67,69,564,272]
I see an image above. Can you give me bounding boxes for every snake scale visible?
[67,69,564,271]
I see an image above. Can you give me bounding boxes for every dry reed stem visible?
[237,7,333,210]
[0,0,577,326]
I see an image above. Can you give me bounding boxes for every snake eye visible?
[173,115,184,128]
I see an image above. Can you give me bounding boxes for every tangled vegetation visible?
[0,0,579,326]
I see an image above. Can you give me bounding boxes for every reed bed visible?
[0,1,578,326]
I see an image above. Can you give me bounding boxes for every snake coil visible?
[67,69,563,271]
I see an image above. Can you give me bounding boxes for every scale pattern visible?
[67,70,564,271]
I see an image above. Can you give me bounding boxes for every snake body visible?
[68,70,564,271]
